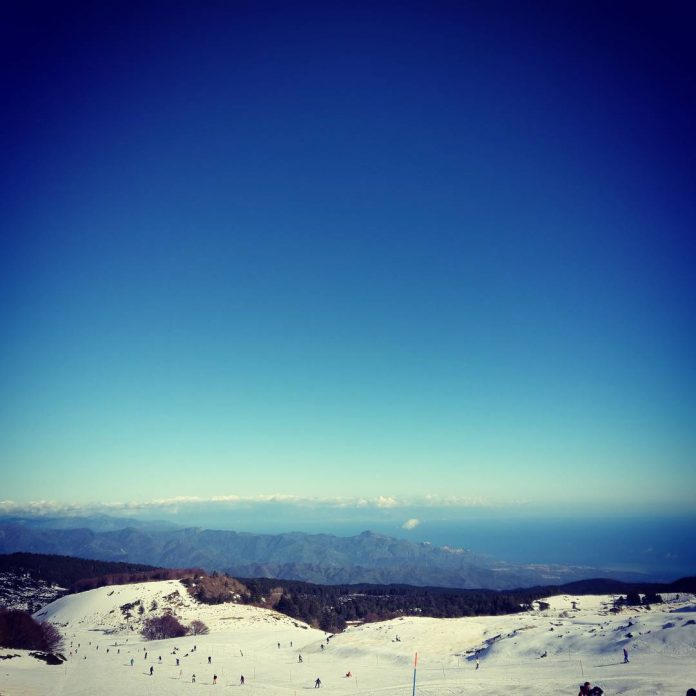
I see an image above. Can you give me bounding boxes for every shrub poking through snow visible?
[40,621,64,653]
[188,619,209,635]
[0,608,63,652]
[141,614,188,640]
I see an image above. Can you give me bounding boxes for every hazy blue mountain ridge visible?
[0,520,655,589]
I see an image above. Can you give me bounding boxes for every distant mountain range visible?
[0,516,653,590]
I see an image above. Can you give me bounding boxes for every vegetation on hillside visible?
[0,552,158,589]
[180,572,250,604]
[239,576,696,633]
[141,615,209,640]
[2,553,694,636]
[0,608,63,653]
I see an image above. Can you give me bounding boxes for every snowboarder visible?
[623,648,629,663]
[240,675,245,685]
[314,677,322,688]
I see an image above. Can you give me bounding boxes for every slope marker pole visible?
[412,652,418,696]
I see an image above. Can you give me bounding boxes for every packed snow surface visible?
[1,580,695,695]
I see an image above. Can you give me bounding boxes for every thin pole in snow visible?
[412,652,418,696]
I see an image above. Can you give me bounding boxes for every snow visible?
[1,581,695,695]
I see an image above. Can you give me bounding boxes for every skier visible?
[213,674,217,685]
[149,666,154,676]
[579,682,592,696]
[176,658,180,666]
[130,658,134,667]
[208,656,212,664]
[240,675,245,685]
[623,648,629,663]
[299,655,303,663]
[314,677,322,688]
[192,674,196,683]
[475,657,479,670]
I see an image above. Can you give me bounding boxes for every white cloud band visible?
[0,493,508,518]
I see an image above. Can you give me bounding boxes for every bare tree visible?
[188,620,209,636]
[141,615,187,640]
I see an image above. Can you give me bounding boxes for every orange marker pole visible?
[412,652,418,696]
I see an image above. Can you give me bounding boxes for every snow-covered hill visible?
[1,580,695,695]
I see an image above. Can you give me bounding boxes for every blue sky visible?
[1,1,694,520]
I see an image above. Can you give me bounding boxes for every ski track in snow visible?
[0,581,695,695]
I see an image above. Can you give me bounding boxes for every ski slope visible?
[1,580,695,695]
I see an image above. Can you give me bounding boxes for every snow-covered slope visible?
[1,581,695,695]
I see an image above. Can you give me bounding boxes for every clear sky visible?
[1,1,694,519]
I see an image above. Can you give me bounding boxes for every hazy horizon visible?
[3,504,695,580]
